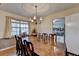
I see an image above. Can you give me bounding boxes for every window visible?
[11,19,29,36]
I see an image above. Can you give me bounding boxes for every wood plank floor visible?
[0,46,16,56]
[0,36,65,56]
[29,36,65,56]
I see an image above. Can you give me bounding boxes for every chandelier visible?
[30,5,43,24]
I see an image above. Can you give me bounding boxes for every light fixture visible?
[30,5,43,24]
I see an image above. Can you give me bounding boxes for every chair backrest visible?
[15,35,18,41]
[42,33,48,38]
[15,35,23,49]
[37,33,41,39]
[23,40,34,52]
[49,34,54,37]
[23,40,34,55]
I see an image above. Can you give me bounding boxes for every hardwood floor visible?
[29,36,54,56]
[29,36,65,56]
[0,45,16,56]
[0,36,65,56]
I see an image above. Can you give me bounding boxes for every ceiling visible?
[0,3,79,17]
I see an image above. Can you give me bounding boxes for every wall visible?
[0,10,34,38]
[37,18,52,34]
[37,5,79,34]
[65,13,79,54]
[29,23,37,34]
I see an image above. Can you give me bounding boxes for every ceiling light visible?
[40,17,43,21]
[33,16,36,20]
[30,5,43,24]
[31,20,34,22]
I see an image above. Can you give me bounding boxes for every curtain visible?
[4,16,11,38]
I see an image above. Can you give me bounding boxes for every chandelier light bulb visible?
[33,16,36,20]
[31,19,34,22]
[40,17,43,20]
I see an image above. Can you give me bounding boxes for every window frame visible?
[11,19,29,36]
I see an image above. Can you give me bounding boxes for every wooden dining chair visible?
[42,33,48,43]
[15,35,24,56]
[37,33,42,41]
[15,35,19,54]
[49,34,54,44]
[23,40,34,56]
[48,34,57,45]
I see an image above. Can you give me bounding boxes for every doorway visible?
[53,17,65,44]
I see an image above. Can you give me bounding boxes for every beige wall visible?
[37,17,52,34]
[37,5,79,34]
[29,23,37,34]
[0,10,34,38]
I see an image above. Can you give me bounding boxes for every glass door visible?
[52,17,65,44]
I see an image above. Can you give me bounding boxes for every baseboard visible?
[0,37,13,40]
[66,51,78,56]
[0,45,16,56]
